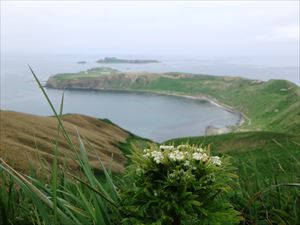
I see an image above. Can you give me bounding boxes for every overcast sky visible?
[1,1,299,65]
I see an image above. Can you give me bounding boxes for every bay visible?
[2,53,297,141]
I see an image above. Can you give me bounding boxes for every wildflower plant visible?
[121,144,241,225]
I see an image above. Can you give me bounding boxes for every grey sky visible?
[1,1,299,65]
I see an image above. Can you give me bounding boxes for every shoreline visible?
[146,90,250,126]
[45,86,251,135]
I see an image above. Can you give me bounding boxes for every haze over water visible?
[2,54,244,142]
[1,1,299,141]
[2,52,299,141]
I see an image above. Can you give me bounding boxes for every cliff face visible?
[46,67,194,91]
[46,71,189,90]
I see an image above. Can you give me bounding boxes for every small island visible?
[96,57,159,64]
[77,61,87,64]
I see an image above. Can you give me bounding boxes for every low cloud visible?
[255,24,299,42]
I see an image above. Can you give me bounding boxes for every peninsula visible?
[96,57,159,64]
[46,67,300,135]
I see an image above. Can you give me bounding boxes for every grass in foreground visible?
[2,130,299,225]
[1,67,121,225]
[166,132,300,224]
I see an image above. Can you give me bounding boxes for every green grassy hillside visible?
[137,77,300,133]
[165,132,300,224]
[46,68,300,135]
[165,131,300,180]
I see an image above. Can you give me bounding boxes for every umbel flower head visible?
[121,143,241,224]
[143,144,221,166]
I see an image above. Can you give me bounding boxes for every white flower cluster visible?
[210,156,221,166]
[159,145,175,151]
[143,145,222,166]
[168,150,185,161]
[143,149,164,164]
[151,151,164,164]
[192,152,209,161]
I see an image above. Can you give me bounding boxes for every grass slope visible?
[0,110,145,174]
[166,131,300,180]
[139,77,300,133]
[165,132,300,224]
[46,68,300,134]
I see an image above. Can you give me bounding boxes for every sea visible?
[1,53,299,142]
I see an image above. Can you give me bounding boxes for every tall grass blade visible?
[51,143,59,225]
[0,159,74,225]
[28,65,74,151]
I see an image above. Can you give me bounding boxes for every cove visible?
[13,88,240,142]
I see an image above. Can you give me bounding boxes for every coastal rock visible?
[205,125,231,135]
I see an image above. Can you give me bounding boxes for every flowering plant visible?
[121,144,241,225]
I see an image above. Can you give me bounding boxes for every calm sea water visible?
[1,53,298,141]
